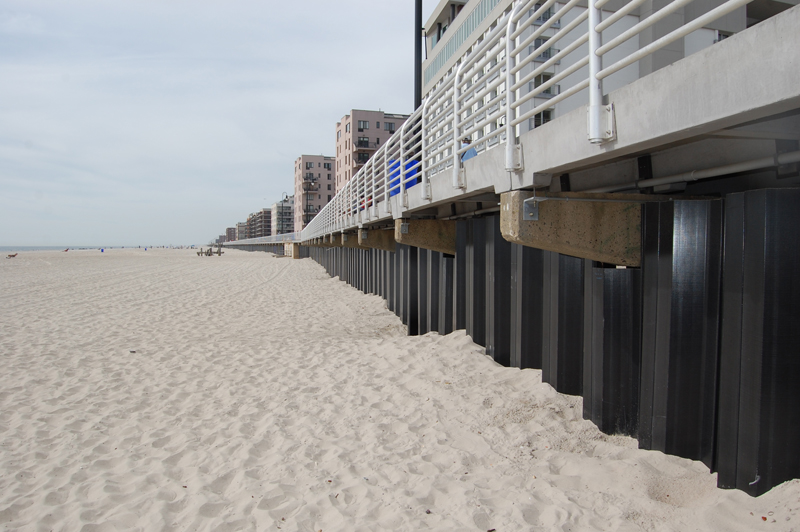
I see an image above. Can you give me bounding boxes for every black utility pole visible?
[414,0,422,110]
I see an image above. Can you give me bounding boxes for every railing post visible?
[505,2,524,172]
[384,142,391,214]
[421,96,432,200]
[588,0,615,143]
[400,119,408,208]
[452,62,466,189]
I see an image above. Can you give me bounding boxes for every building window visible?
[328,174,331,179]
[337,130,341,139]
[346,123,350,132]
[384,122,395,132]
[529,109,553,129]
[376,122,380,129]
[358,120,369,131]
[324,162,331,170]
[328,195,332,201]
[376,138,380,145]
[528,73,558,96]
[357,136,370,148]
[305,162,314,169]
[530,38,559,61]
[356,152,370,164]
[327,184,332,190]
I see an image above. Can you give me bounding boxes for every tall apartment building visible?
[335,110,410,191]
[225,227,236,242]
[246,208,271,239]
[294,155,335,231]
[271,196,295,236]
[236,222,247,240]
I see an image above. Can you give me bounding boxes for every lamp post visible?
[415,0,422,110]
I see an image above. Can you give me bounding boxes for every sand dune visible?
[0,248,797,531]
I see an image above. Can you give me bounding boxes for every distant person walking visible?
[461,137,478,162]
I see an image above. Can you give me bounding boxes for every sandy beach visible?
[0,248,797,531]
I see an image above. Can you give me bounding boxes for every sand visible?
[0,248,798,531]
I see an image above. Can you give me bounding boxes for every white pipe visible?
[587,0,605,143]
[587,150,800,192]
[421,96,431,200]
[596,0,648,33]
[453,60,466,189]
[597,0,695,57]
[506,1,524,172]
[598,0,752,79]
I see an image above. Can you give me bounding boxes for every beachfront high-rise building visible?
[246,209,271,239]
[236,222,247,240]
[294,155,335,231]
[335,110,410,191]
[225,227,236,242]
[271,196,295,236]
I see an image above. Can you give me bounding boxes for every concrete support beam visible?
[342,232,369,249]
[284,242,302,259]
[501,190,644,267]
[358,228,397,252]
[395,219,457,256]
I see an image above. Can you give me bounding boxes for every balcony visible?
[303,182,320,192]
[303,213,316,224]
[303,173,317,181]
[531,8,561,28]
[355,140,379,150]
[528,81,561,99]
[304,205,320,214]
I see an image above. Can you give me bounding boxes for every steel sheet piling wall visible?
[465,219,487,346]
[301,189,797,495]
[418,248,429,335]
[455,221,468,331]
[439,254,455,336]
[542,252,585,396]
[510,244,545,370]
[583,263,642,437]
[716,189,800,496]
[639,200,722,469]
[486,215,512,367]
[427,251,441,334]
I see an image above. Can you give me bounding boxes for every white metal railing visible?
[224,232,301,246]
[302,0,753,242]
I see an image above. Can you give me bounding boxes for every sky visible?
[0,0,439,246]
